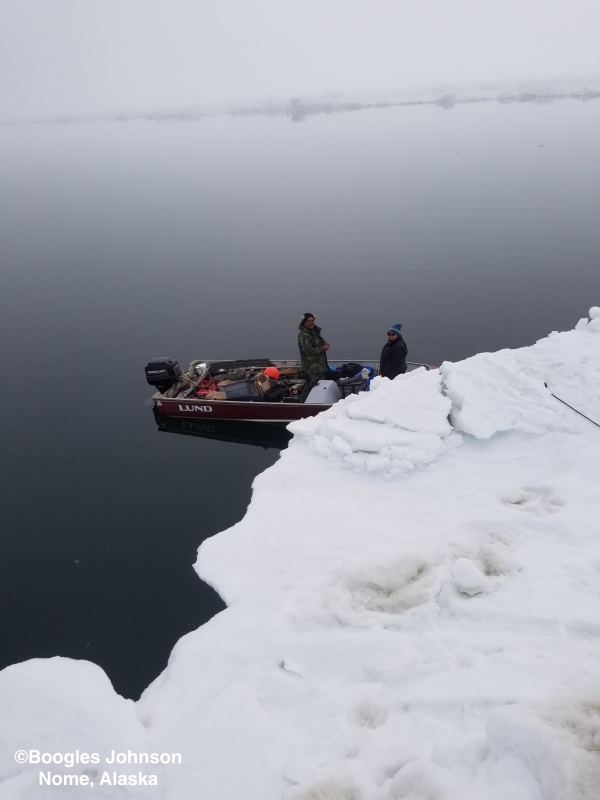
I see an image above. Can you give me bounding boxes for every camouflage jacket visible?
[298,324,328,380]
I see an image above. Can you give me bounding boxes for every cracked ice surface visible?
[2,309,600,800]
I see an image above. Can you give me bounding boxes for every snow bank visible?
[441,350,572,438]
[442,313,600,439]
[289,368,460,478]
[2,308,600,800]
[0,658,152,799]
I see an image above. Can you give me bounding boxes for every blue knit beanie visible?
[387,323,403,335]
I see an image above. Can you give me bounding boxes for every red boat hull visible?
[153,396,329,422]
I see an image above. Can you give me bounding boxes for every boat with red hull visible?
[147,358,432,423]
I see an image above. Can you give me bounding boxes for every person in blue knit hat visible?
[379,323,408,379]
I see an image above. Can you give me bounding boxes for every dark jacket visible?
[298,323,328,380]
[380,335,408,379]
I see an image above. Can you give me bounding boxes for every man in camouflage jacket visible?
[298,313,330,380]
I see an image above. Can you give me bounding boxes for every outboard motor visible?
[144,357,181,394]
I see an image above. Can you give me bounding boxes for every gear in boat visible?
[145,358,375,403]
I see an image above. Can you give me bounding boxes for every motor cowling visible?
[145,357,181,393]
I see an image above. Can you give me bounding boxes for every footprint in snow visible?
[500,487,565,516]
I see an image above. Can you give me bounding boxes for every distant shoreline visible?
[4,79,600,127]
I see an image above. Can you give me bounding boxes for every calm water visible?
[1,100,599,698]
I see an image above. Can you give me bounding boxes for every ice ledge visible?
[289,368,460,478]
[289,306,600,477]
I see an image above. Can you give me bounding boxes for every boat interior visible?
[154,359,376,405]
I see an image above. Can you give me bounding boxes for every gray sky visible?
[1,0,599,121]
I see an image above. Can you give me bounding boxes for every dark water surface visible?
[1,100,599,698]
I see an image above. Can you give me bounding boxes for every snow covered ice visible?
[2,309,600,799]
[287,368,461,478]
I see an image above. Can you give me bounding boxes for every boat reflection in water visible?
[153,409,293,450]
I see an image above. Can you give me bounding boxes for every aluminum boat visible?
[146,358,432,423]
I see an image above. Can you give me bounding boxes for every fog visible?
[1,0,599,121]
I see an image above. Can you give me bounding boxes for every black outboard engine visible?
[144,357,182,394]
